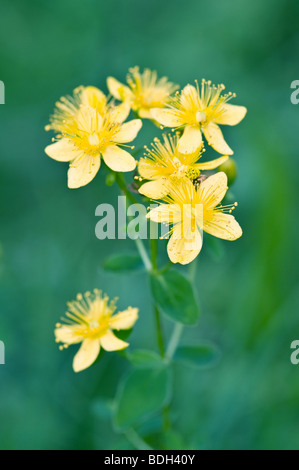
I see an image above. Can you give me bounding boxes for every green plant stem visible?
[115,174,166,355]
[154,305,165,357]
[135,238,152,271]
[149,236,171,433]
[150,238,158,271]
[115,173,170,433]
[150,237,165,357]
[166,258,198,360]
[166,323,184,360]
[124,428,153,451]
[189,256,198,283]
[115,173,152,271]
[115,172,138,205]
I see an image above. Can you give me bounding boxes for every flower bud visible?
[106,172,116,187]
[218,157,237,185]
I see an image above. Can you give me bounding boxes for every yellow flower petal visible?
[138,158,162,180]
[215,104,247,126]
[107,77,124,100]
[147,204,182,224]
[196,155,229,171]
[204,213,242,240]
[114,119,142,143]
[198,172,228,209]
[55,326,82,345]
[150,108,183,127]
[107,77,131,101]
[139,178,170,199]
[109,307,139,330]
[68,154,101,189]
[102,145,136,172]
[138,108,153,119]
[45,139,82,162]
[202,122,233,155]
[81,86,107,114]
[73,338,100,373]
[100,330,129,351]
[180,84,198,110]
[178,125,203,154]
[77,106,103,134]
[167,224,202,265]
[109,102,131,123]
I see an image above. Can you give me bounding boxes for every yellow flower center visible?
[86,317,110,339]
[196,111,206,123]
[55,291,118,343]
[66,111,120,157]
[127,67,178,111]
[185,167,201,181]
[88,133,100,146]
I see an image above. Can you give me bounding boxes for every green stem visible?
[150,237,165,357]
[158,260,172,275]
[124,428,153,451]
[154,305,165,357]
[189,257,198,283]
[149,237,171,433]
[166,323,184,360]
[166,258,198,360]
[115,173,170,432]
[115,172,138,205]
[150,237,158,271]
[135,238,152,271]
[115,173,152,271]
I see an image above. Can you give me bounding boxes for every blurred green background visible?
[0,0,299,450]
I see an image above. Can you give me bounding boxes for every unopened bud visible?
[218,157,237,185]
[106,173,116,187]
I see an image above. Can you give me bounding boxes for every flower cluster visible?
[46,67,246,371]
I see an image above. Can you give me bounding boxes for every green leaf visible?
[115,366,172,430]
[103,253,142,273]
[127,350,164,369]
[174,344,221,369]
[150,269,200,325]
[162,430,192,450]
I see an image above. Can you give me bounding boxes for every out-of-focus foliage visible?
[0,0,298,450]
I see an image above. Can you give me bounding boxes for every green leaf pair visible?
[114,343,220,430]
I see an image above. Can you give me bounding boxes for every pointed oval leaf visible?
[150,270,200,325]
[127,350,164,369]
[174,344,221,369]
[115,366,172,430]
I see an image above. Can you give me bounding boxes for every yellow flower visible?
[107,66,178,119]
[151,80,247,155]
[147,173,242,265]
[55,290,139,373]
[138,133,229,199]
[45,85,130,134]
[45,101,142,189]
